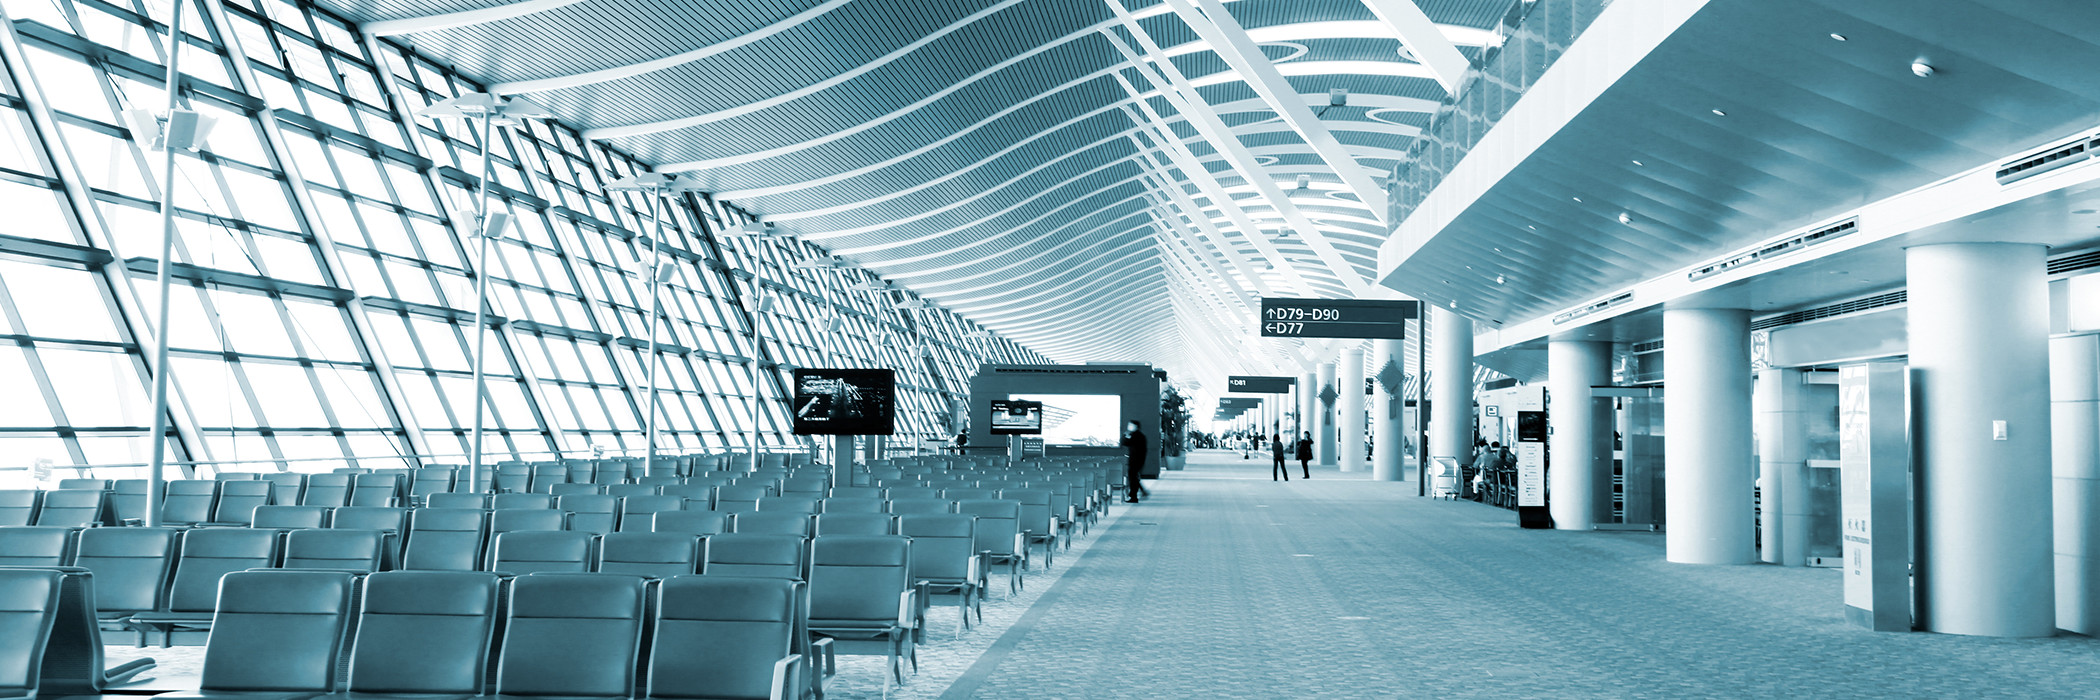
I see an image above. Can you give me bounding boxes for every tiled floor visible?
[102,451,2100,698]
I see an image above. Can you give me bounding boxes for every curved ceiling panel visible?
[321,0,1514,376]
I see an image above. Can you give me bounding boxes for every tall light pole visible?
[127,0,216,526]
[724,221,789,473]
[415,93,550,492]
[606,173,703,477]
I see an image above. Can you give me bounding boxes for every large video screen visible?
[987,399,1043,435]
[792,368,896,435]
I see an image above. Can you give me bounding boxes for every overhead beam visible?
[1168,0,1390,223]
[1361,0,1474,95]
[362,0,587,37]
[1100,10,1373,297]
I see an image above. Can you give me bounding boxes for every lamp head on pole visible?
[416,93,554,127]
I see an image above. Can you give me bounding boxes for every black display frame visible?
[791,368,897,436]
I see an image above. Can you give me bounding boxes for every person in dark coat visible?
[1295,431,1314,479]
[1270,433,1290,481]
[1122,420,1150,503]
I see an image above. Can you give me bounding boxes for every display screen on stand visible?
[988,399,1044,435]
[792,368,896,435]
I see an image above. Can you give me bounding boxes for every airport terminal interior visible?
[1,0,2099,697]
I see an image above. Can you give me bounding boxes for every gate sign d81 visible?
[1258,298,1419,339]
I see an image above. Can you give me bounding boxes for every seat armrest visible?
[812,638,836,677]
[769,653,804,700]
[897,589,916,628]
[967,553,982,586]
[1013,533,1028,563]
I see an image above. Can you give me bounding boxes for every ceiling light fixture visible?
[1911,59,1935,78]
[1571,196,1583,203]
[1617,212,1635,225]
[1631,159,1644,166]
[1711,109,1727,117]
[1829,33,1847,41]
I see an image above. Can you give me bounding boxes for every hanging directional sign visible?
[1258,298,1419,339]
[1226,375,1295,394]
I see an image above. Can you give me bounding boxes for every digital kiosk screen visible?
[792,368,896,435]
[988,399,1043,435]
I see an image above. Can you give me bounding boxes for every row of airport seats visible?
[0,567,825,700]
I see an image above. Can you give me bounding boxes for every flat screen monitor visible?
[988,399,1043,435]
[792,368,896,435]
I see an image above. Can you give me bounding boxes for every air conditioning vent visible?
[1552,291,1634,325]
[1997,136,2092,185]
[1750,291,1906,331]
[2049,248,2100,276]
[1630,340,1664,353]
[1688,218,1858,282]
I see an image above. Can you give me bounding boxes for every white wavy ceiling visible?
[332,0,1509,385]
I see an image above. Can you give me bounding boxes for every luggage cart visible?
[1429,457,1461,500]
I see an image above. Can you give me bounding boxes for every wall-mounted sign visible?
[1259,298,1419,339]
[1227,375,1295,394]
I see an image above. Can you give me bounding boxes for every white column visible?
[1299,371,1316,446]
[1664,308,1755,564]
[1754,368,1811,566]
[1372,339,1406,481]
[1316,362,1338,466]
[1548,340,1609,531]
[1909,242,2054,637]
[1339,347,1367,471]
[1431,307,1474,477]
[2053,332,2099,634]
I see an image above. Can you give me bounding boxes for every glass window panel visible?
[339,252,388,295]
[252,232,324,285]
[220,166,297,230]
[283,299,360,363]
[39,347,150,426]
[244,362,327,427]
[394,372,451,428]
[171,356,255,428]
[0,109,51,175]
[0,178,75,242]
[2,261,119,342]
[407,316,467,371]
[208,289,295,357]
[318,367,387,429]
[0,347,54,427]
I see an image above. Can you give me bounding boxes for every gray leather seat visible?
[159,480,221,526]
[955,499,1026,595]
[154,570,355,699]
[56,479,107,491]
[816,498,883,514]
[711,486,767,514]
[806,535,917,684]
[350,474,403,507]
[494,574,645,700]
[779,478,826,498]
[329,507,407,569]
[72,527,177,620]
[264,474,305,508]
[0,569,64,699]
[813,514,897,536]
[251,505,330,530]
[647,576,802,700]
[548,484,600,498]
[0,526,74,567]
[701,535,807,580]
[426,493,490,510]
[493,466,532,494]
[209,481,273,526]
[528,465,567,494]
[401,508,489,571]
[1000,488,1058,569]
[729,513,811,537]
[883,499,951,516]
[651,511,728,536]
[939,488,996,502]
[331,571,501,698]
[130,528,281,645]
[491,493,555,510]
[0,490,41,527]
[557,495,620,535]
[617,496,684,533]
[34,490,111,528]
[754,498,815,514]
[657,484,712,502]
[880,488,937,501]
[112,480,151,524]
[300,474,352,507]
[281,529,386,573]
[489,531,593,575]
[595,533,701,578]
[826,488,882,500]
[604,485,657,500]
[900,514,983,638]
[409,468,457,506]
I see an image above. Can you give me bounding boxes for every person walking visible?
[1294,431,1314,479]
[1270,433,1290,481]
[1122,420,1150,503]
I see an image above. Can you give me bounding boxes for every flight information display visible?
[987,399,1044,435]
[1259,298,1420,339]
[792,368,896,435]
[1227,375,1294,393]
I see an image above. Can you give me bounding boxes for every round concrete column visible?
[1299,371,1316,446]
[1664,308,1755,564]
[1339,347,1367,471]
[1431,306,1474,478]
[2056,332,2100,635]
[1316,362,1338,466]
[1754,368,1811,566]
[1548,340,1610,531]
[1909,242,2054,637]
[1372,339,1406,481]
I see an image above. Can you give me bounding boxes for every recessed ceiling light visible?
[1571,196,1583,203]
[1631,159,1644,166]
[1617,212,1634,225]
[1711,109,1728,117]
[1911,60,1935,78]
[1525,226,1534,231]
[1829,33,1847,41]
[1495,275,1505,284]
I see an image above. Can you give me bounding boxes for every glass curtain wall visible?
[0,0,1044,482]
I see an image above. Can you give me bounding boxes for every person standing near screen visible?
[1122,420,1150,503]
[1270,433,1289,482]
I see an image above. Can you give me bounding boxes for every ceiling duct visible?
[1551,291,1634,325]
[1995,134,2095,185]
[1687,217,1858,282]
